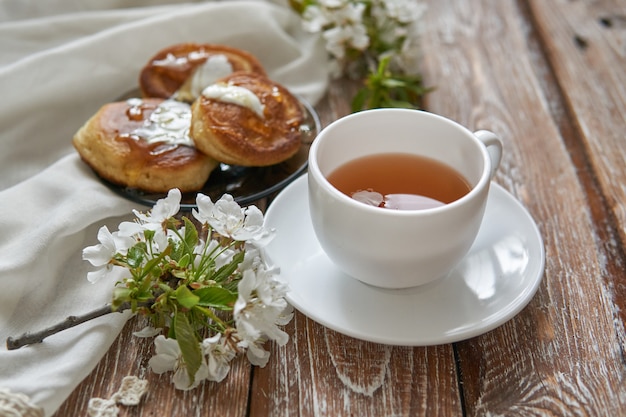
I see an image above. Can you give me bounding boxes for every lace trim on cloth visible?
[0,388,44,417]
[88,376,148,417]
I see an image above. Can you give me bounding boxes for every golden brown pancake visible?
[73,98,218,193]
[190,72,303,167]
[139,43,267,101]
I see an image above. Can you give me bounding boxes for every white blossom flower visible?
[379,0,427,24]
[302,5,330,32]
[134,188,181,227]
[83,225,134,283]
[331,1,366,26]
[132,326,162,338]
[320,0,348,8]
[298,0,426,85]
[148,335,209,390]
[323,26,349,59]
[117,189,181,251]
[323,23,369,59]
[347,23,369,50]
[393,37,422,74]
[116,221,144,239]
[239,336,271,367]
[121,188,181,243]
[202,334,236,382]
[117,220,170,253]
[193,194,268,242]
[302,0,369,60]
[276,303,295,327]
[238,245,264,273]
[195,238,236,271]
[234,266,292,363]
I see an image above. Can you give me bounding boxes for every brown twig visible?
[6,302,134,350]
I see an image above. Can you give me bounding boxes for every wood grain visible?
[527,0,626,365]
[54,315,252,416]
[421,0,626,415]
[250,312,462,417]
[529,0,626,247]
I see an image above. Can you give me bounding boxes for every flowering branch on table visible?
[87,189,292,389]
[8,189,293,391]
[289,0,431,111]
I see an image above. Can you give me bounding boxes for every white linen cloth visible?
[0,1,328,415]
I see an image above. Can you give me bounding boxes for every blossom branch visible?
[6,302,135,351]
[7,189,292,391]
[290,0,430,110]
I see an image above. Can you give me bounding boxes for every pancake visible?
[139,43,267,102]
[73,98,218,193]
[190,72,303,167]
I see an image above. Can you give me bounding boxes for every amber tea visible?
[326,153,472,210]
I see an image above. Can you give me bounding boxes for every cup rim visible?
[308,108,493,216]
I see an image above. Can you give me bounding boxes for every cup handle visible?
[474,130,503,179]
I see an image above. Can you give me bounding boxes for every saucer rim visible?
[265,174,545,346]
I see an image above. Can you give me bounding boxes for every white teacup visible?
[307,109,503,289]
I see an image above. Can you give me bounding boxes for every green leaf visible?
[170,239,184,261]
[112,287,132,311]
[351,87,369,112]
[142,250,168,279]
[171,269,188,279]
[194,286,237,309]
[183,217,199,249]
[178,253,191,268]
[349,54,429,111]
[174,313,203,386]
[126,245,145,268]
[212,251,245,283]
[175,285,200,309]
[381,78,407,89]
[143,229,155,242]
[167,325,176,339]
[386,99,416,109]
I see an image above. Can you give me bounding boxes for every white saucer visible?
[264,174,545,346]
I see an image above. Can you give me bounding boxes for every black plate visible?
[104,94,320,210]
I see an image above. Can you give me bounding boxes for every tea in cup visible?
[307,109,503,289]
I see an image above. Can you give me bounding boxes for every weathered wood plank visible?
[53,316,251,417]
[420,0,626,415]
[528,0,626,248]
[528,0,626,367]
[250,311,461,417]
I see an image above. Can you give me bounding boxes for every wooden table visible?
[55,0,626,415]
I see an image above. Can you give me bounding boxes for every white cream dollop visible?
[174,54,233,101]
[131,99,194,147]
[201,82,265,118]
